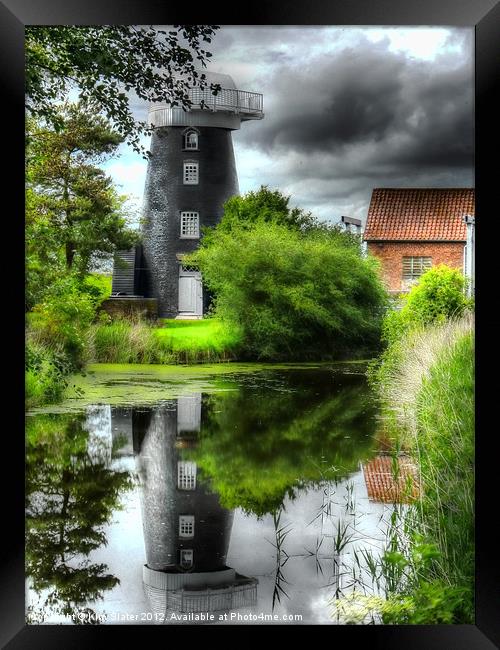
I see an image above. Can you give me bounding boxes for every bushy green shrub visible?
[29,275,101,368]
[26,273,112,408]
[382,265,472,345]
[190,221,387,361]
[25,339,73,408]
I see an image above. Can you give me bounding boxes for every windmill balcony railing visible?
[183,86,263,116]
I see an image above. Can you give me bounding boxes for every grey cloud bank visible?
[112,27,474,225]
[218,28,474,222]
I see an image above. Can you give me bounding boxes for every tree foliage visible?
[25,414,133,622]
[25,25,220,154]
[26,103,138,309]
[382,265,472,345]
[190,194,387,360]
[210,185,318,234]
[205,185,362,247]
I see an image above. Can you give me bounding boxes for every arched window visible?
[183,128,199,150]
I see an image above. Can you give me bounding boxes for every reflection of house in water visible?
[362,454,420,503]
[110,395,257,615]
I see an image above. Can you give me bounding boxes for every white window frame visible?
[183,129,199,150]
[180,211,200,239]
[183,161,199,185]
[402,256,432,280]
[177,461,197,490]
[180,549,194,568]
[179,515,195,538]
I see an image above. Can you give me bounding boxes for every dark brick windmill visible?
[110,72,264,319]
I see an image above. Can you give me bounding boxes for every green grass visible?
[154,319,242,356]
[89,318,243,365]
[414,328,474,617]
[367,313,474,623]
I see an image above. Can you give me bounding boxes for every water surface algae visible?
[26,361,369,414]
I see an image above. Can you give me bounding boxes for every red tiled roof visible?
[362,455,420,504]
[363,188,475,241]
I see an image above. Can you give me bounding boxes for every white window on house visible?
[180,549,194,569]
[180,212,200,239]
[183,161,199,185]
[179,515,195,538]
[183,129,199,150]
[402,256,432,280]
[177,461,197,490]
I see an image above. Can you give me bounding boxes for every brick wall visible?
[366,241,465,292]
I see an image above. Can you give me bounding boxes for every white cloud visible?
[364,27,454,60]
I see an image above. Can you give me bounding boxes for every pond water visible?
[26,363,399,625]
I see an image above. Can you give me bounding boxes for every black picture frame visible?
[3,0,499,647]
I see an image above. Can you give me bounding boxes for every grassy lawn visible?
[90,317,243,364]
[154,318,242,355]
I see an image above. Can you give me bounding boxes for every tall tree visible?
[214,186,318,234]
[26,103,138,307]
[25,25,220,154]
[203,186,363,252]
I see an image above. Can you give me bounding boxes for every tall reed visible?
[367,312,474,622]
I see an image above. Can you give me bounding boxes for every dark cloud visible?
[240,35,473,170]
[119,27,474,224]
[225,29,474,221]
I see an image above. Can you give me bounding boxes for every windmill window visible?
[177,461,197,490]
[183,161,199,185]
[180,549,194,568]
[180,212,200,239]
[183,129,199,150]
[179,515,195,538]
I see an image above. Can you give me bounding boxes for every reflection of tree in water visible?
[25,413,133,623]
[186,370,378,517]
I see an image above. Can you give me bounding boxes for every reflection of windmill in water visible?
[111,395,257,617]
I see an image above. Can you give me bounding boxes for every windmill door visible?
[178,268,203,317]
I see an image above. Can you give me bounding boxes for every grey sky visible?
[104,26,474,226]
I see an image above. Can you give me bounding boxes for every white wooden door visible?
[178,269,203,316]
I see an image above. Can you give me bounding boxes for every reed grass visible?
[371,311,474,449]
[365,312,475,623]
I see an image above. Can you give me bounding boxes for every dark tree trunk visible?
[65,241,75,269]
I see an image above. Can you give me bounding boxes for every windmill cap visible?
[175,70,237,90]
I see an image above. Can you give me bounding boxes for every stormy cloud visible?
[238,39,472,166]
[107,27,474,225]
[216,28,474,221]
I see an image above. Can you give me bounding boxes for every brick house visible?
[363,188,475,293]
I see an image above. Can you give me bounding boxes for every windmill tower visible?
[112,71,264,319]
